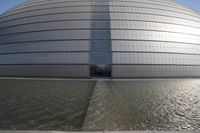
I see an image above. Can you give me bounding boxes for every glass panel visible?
[90,0,111,78]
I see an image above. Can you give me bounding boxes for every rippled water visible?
[0,79,200,131]
[106,80,200,131]
[0,79,95,130]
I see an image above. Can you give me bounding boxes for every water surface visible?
[0,79,200,131]
[0,79,95,130]
[105,80,200,131]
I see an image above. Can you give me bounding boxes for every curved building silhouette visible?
[0,0,200,78]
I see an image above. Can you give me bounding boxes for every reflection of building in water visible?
[0,0,200,78]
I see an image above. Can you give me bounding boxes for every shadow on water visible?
[0,79,95,131]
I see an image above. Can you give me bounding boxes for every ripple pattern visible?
[0,79,95,130]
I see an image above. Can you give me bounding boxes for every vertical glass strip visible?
[90,0,111,78]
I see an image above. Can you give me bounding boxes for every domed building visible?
[0,0,200,78]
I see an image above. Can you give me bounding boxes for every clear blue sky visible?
[0,0,200,14]
[0,0,27,14]
[175,0,200,14]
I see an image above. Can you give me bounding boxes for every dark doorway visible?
[90,52,111,78]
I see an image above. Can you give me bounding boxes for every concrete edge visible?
[0,77,200,81]
[105,131,198,133]
[0,131,198,133]
[0,131,101,133]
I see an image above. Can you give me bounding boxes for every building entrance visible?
[90,64,111,78]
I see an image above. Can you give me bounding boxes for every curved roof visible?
[0,0,200,78]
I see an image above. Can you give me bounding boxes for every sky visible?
[0,0,200,14]
[0,0,27,14]
[175,0,200,14]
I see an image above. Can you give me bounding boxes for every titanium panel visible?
[0,6,91,22]
[0,65,90,78]
[0,0,92,78]
[110,21,200,36]
[109,0,195,13]
[0,21,91,35]
[0,13,92,28]
[108,2,200,19]
[3,1,92,15]
[0,30,91,44]
[0,41,90,54]
[112,41,200,55]
[110,13,200,28]
[1,0,200,78]
[0,53,89,64]
[3,3,198,20]
[112,53,200,65]
[9,0,193,14]
[111,30,200,44]
[112,65,200,78]
[109,6,200,22]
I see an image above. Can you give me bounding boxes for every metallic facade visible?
[0,0,200,78]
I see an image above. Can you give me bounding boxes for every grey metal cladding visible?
[1,0,200,78]
[3,1,92,15]
[0,30,91,44]
[0,41,90,54]
[6,0,194,14]
[109,0,200,78]
[112,53,200,65]
[0,65,90,78]
[0,0,92,78]
[0,21,91,35]
[0,13,92,28]
[110,13,200,28]
[2,2,198,20]
[112,65,200,78]
[109,2,200,18]
[0,53,89,64]
[111,30,200,44]
[110,21,200,36]
[110,7,200,23]
[112,41,200,55]
[0,7,91,22]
